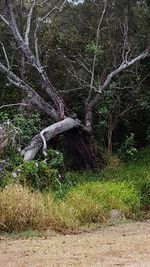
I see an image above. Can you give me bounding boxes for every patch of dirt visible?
[0,221,150,267]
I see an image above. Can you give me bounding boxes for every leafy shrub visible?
[0,113,46,152]
[1,161,61,191]
[117,133,137,160]
[12,113,45,146]
[63,181,140,225]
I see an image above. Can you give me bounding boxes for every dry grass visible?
[0,185,46,232]
[0,182,140,233]
[0,185,79,233]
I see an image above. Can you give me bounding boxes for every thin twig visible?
[0,103,27,110]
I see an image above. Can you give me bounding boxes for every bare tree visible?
[0,0,149,169]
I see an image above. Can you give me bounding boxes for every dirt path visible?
[0,221,150,267]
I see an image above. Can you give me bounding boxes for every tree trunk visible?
[21,117,100,170]
[21,117,80,161]
[107,127,113,153]
[64,128,98,170]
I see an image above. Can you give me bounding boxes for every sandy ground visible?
[0,221,150,267]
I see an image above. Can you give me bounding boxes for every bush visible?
[1,161,62,191]
[63,181,140,226]
[117,133,137,160]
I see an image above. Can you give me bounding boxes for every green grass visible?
[63,181,140,225]
[62,147,150,208]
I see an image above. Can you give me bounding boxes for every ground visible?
[0,221,150,267]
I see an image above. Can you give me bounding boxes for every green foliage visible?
[0,147,149,233]
[85,42,104,56]
[117,133,137,160]
[0,151,23,180]
[0,113,46,154]
[47,148,64,169]
[63,181,140,225]
[12,114,44,147]
[1,161,60,191]
[100,147,150,208]
[0,112,9,122]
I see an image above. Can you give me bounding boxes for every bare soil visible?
[0,221,150,267]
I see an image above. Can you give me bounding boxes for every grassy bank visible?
[0,147,149,233]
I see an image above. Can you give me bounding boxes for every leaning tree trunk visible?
[21,117,99,170]
[21,117,80,161]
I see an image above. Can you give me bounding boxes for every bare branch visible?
[89,47,150,107]
[87,0,108,106]
[25,0,36,45]
[98,47,150,94]
[0,42,10,69]
[121,10,130,62]
[85,0,108,129]
[5,0,23,43]
[0,103,26,110]
[0,14,10,26]
[39,0,67,23]
[4,0,66,116]
[0,61,59,120]
[34,18,40,64]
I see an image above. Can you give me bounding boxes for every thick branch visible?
[21,117,80,161]
[0,62,59,120]
[4,0,66,117]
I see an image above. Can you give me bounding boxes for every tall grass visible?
[0,185,45,232]
[0,182,140,233]
[0,147,149,233]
